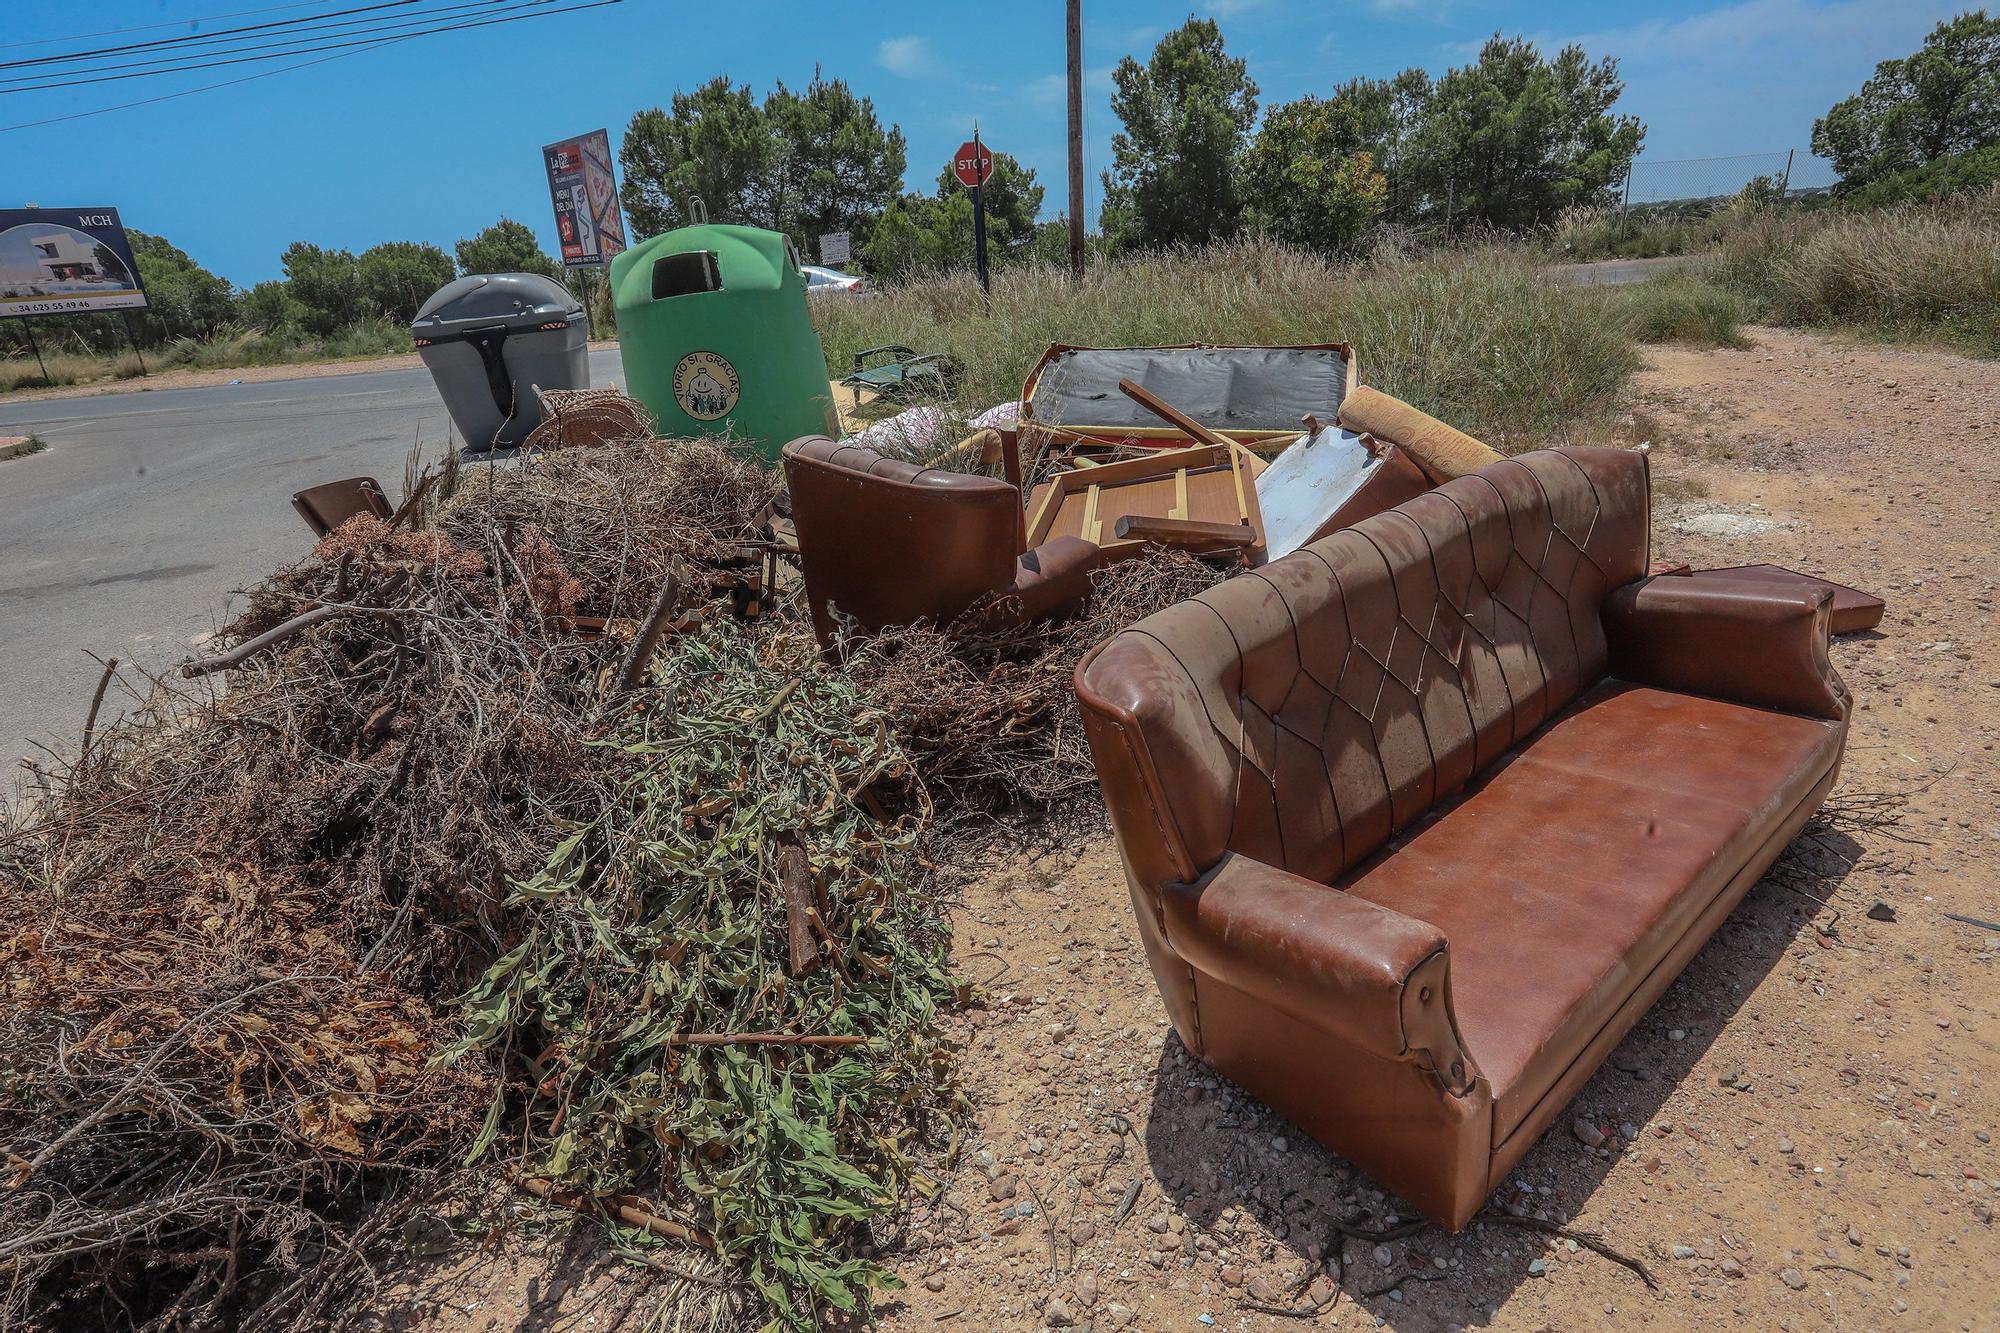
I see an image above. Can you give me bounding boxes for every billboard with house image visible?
[0,207,149,318]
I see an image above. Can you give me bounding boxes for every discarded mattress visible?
[1020,343,1357,451]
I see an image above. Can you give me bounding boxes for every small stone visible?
[1373,1245,1394,1266]
[1219,1266,1244,1288]
[1976,1130,1991,1144]
[1721,1259,1745,1279]
[1527,1258,1548,1277]
[1045,1297,1075,1327]
[1780,1267,1808,1290]
[1867,902,1897,922]
[1848,1226,1863,1247]
[1670,1028,1688,1042]
[1068,1220,1096,1245]
[1075,1273,1099,1307]
[1778,1136,1796,1154]
[1246,1276,1282,1303]
[1308,1275,1337,1303]
[1146,1213,1170,1234]
[1672,1245,1697,1260]
[1573,1118,1607,1148]
[924,1274,945,1292]
[989,1175,1018,1202]
[1271,1136,1290,1153]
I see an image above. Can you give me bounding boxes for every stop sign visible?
[952,139,994,189]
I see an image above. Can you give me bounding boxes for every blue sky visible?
[0,0,1968,286]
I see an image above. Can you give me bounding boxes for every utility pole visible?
[1065,0,1085,281]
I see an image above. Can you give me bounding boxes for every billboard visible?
[542,129,627,268]
[0,207,148,319]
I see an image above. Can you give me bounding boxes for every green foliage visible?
[1103,17,1259,250]
[809,239,1639,440]
[1242,97,1388,256]
[618,71,907,246]
[864,153,1047,282]
[281,241,365,336]
[445,623,955,1329]
[455,217,561,279]
[1841,142,2000,207]
[764,71,908,240]
[129,230,236,342]
[620,77,777,236]
[239,279,303,334]
[357,240,455,323]
[1813,11,2000,189]
[1403,36,1644,232]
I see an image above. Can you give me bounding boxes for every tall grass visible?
[1719,188,2000,351]
[0,350,147,395]
[812,240,1640,440]
[1605,266,1752,347]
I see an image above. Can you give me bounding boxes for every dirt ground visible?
[385,326,1998,1332]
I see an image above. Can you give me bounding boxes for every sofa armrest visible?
[1004,535,1102,624]
[1161,853,1477,1095]
[1604,575,1848,720]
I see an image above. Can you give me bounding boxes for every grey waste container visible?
[412,272,588,451]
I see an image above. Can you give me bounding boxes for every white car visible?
[802,264,870,295]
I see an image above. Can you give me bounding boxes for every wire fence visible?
[1620,150,1840,207]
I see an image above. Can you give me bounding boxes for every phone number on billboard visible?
[2,296,146,315]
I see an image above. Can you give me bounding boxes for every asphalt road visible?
[0,349,624,772]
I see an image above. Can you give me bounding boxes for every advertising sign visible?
[0,207,149,319]
[818,231,851,265]
[542,129,628,267]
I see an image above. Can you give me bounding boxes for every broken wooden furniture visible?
[838,344,954,409]
[1025,441,1267,566]
[1075,447,1852,1228]
[1335,385,1504,482]
[781,436,1100,649]
[292,477,391,538]
[1019,343,1357,456]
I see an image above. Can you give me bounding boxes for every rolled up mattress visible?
[1336,385,1503,482]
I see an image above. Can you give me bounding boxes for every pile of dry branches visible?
[0,440,780,1329]
[0,426,1226,1329]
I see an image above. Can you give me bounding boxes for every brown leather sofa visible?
[1074,447,1850,1228]
[783,436,1101,648]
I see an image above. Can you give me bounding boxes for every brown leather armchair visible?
[782,436,1101,649]
[1075,447,1850,1228]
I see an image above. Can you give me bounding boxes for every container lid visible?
[411,272,581,335]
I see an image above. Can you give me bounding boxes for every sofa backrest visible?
[1076,447,1650,889]
[783,435,1025,645]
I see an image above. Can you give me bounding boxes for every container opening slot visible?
[653,250,722,299]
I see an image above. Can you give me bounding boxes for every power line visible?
[1,1,572,95]
[0,1,423,70]
[0,0,621,134]
[0,0,534,87]
[0,1,342,52]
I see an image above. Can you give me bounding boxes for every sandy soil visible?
[386,326,1999,1332]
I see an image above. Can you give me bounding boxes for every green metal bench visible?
[840,344,955,405]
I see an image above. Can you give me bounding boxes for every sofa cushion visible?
[1075,448,1651,886]
[1339,680,1845,1145]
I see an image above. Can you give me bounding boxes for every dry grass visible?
[811,239,1641,443]
[1719,188,2000,351]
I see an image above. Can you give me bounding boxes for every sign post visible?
[952,132,996,295]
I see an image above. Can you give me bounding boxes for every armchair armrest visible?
[1161,854,1477,1095]
[1002,535,1101,624]
[851,344,918,372]
[1604,575,1848,720]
